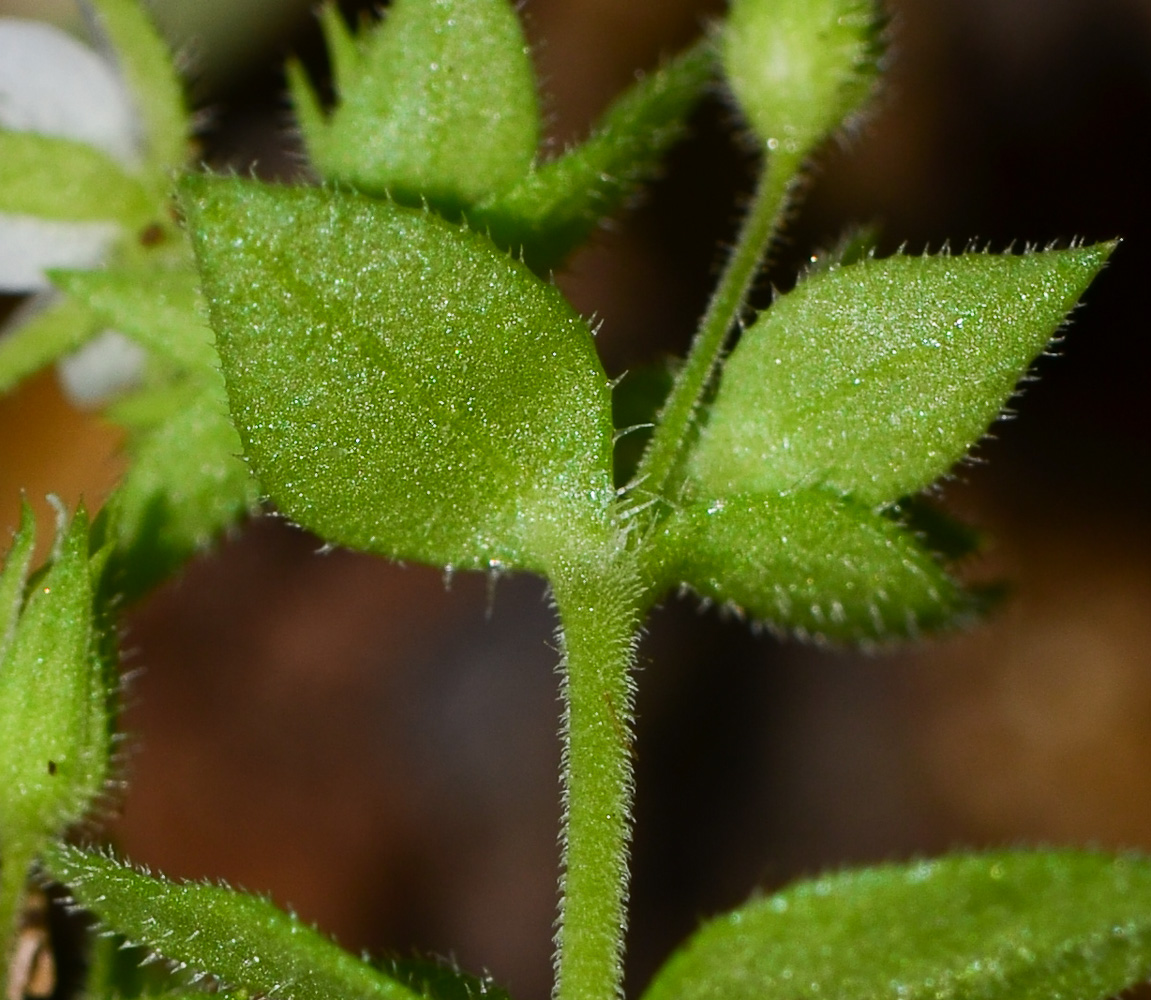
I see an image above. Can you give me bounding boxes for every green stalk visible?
[551,552,642,1000]
[631,152,802,504]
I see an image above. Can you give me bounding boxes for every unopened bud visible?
[723,0,883,159]
[0,505,112,849]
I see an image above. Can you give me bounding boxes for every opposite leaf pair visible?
[182,171,1112,641]
[45,845,1151,1000]
[660,242,1112,639]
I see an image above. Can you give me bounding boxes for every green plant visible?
[0,2,1141,1000]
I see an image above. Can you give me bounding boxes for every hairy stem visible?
[551,552,642,1000]
[631,152,801,505]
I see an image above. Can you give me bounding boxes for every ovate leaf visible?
[44,844,422,1000]
[650,489,968,641]
[181,176,615,573]
[471,39,715,271]
[690,244,1114,505]
[642,851,1151,1000]
[289,0,539,216]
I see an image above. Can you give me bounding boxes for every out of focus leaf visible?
[642,851,1151,1000]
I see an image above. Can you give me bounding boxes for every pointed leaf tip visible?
[43,843,423,1000]
[691,243,1113,505]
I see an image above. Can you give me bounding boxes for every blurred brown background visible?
[2,0,1150,998]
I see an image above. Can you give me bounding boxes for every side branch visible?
[631,151,801,506]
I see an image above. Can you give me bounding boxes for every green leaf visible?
[471,39,716,271]
[103,381,258,603]
[52,263,218,374]
[181,176,615,573]
[84,0,189,174]
[690,244,1115,506]
[43,843,423,1000]
[723,0,882,158]
[0,130,150,222]
[641,851,1151,1000]
[0,295,101,394]
[375,956,513,1000]
[0,509,110,846]
[649,490,968,641]
[290,0,540,217]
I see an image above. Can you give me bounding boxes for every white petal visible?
[0,212,119,292]
[56,328,147,408]
[0,18,139,166]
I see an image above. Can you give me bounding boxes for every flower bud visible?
[723,0,882,158]
[0,505,113,849]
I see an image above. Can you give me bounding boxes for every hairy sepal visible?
[103,380,258,603]
[0,508,112,849]
[51,262,218,375]
[0,130,150,223]
[0,295,102,394]
[723,0,882,158]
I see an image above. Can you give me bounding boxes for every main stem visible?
[551,552,642,1000]
[550,152,801,1000]
[632,152,800,503]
